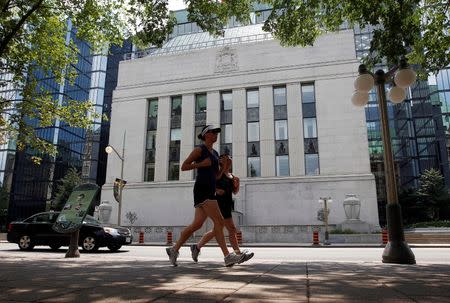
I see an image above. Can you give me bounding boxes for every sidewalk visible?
[1,247,450,302]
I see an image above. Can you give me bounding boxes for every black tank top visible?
[216,174,233,204]
[195,144,219,190]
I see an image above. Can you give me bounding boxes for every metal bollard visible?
[166,230,173,245]
[236,230,243,245]
[313,230,320,245]
[382,228,388,245]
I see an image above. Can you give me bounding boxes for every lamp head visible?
[351,91,369,107]
[354,64,374,92]
[394,58,417,88]
[388,86,406,104]
[105,146,113,154]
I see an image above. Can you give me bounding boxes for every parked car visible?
[7,211,132,252]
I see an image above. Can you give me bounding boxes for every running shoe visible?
[224,252,245,267]
[166,247,179,267]
[190,244,200,263]
[238,251,254,264]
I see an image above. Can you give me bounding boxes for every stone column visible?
[232,88,247,177]
[154,96,170,181]
[287,83,304,176]
[259,85,275,177]
[180,94,195,181]
[207,91,221,151]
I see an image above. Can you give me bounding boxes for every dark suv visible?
[7,212,132,252]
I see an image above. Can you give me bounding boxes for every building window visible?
[222,91,232,111]
[169,96,182,181]
[276,155,289,176]
[247,89,259,108]
[145,99,158,181]
[303,118,317,138]
[222,124,232,144]
[247,89,260,177]
[195,125,204,146]
[248,157,261,177]
[195,93,207,113]
[301,84,315,103]
[302,83,319,175]
[275,120,288,140]
[274,86,289,176]
[247,122,260,142]
[305,154,319,175]
[220,91,232,155]
[274,86,287,105]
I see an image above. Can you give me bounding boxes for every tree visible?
[416,168,450,220]
[186,0,449,76]
[1,1,448,159]
[51,167,82,211]
[0,0,176,159]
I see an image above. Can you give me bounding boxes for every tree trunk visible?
[65,230,80,258]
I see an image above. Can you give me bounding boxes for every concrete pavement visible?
[1,244,450,302]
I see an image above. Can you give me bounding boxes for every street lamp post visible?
[105,131,126,226]
[352,59,416,264]
[319,197,332,245]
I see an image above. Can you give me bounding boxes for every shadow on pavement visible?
[1,258,450,302]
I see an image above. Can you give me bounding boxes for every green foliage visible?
[400,169,450,223]
[51,167,82,211]
[272,0,448,75]
[329,228,358,234]
[1,0,448,160]
[416,168,450,220]
[0,0,175,159]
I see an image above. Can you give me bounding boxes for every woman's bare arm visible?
[181,147,210,171]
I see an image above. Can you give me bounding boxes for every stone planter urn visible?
[343,194,361,220]
[98,200,112,223]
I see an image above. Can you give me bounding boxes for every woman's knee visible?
[211,217,224,228]
[191,222,204,231]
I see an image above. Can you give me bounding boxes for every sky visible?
[168,0,186,11]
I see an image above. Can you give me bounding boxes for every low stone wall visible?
[405,228,450,244]
[125,226,450,245]
[126,225,383,244]
[330,234,381,244]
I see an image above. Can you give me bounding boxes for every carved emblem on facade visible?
[215,46,238,73]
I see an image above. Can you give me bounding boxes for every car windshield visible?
[83,215,101,225]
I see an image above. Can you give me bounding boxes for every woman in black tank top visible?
[165,125,244,267]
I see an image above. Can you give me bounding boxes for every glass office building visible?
[353,26,450,225]
[3,22,131,222]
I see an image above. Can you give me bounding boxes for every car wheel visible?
[49,244,61,251]
[81,235,99,252]
[107,245,122,252]
[18,235,34,251]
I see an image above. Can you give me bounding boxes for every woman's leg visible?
[197,229,215,249]
[197,217,238,251]
[173,207,207,251]
[201,200,229,256]
[223,218,240,253]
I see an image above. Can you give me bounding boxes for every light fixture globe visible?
[394,68,417,88]
[354,73,374,92]
[388,86,406,104]
[105,145,113,154]
[351,91,369,107]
